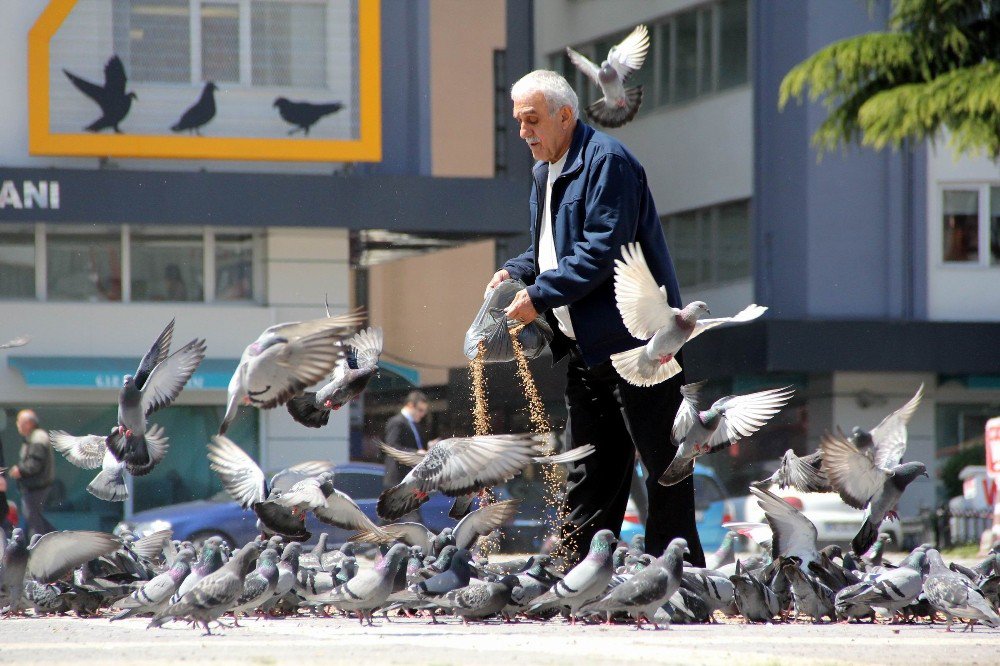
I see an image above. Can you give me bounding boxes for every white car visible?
[741,485,902,549]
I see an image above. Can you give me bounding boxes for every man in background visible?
[381,391,429,491]
[8,410,55,536]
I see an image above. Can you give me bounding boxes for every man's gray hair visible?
[511,70,579,120]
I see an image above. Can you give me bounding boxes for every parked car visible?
[118,462,545,552]
[740,484,903,549]
[620,463,738,554]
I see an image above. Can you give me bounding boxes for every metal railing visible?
[922,505,994,550]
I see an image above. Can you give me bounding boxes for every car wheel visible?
[187,529,235,551]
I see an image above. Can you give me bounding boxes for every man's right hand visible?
[485,269,511,297]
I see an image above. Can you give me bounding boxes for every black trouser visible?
[559,349,705,566]
[20,485,55,537]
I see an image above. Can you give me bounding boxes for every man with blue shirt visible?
[488,70,705,566]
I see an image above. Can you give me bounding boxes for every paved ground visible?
[1,614,998,665]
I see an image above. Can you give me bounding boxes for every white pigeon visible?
[610,242,767,386]
[566,24,650,128]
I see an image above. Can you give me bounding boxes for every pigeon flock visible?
[63,55,344,136]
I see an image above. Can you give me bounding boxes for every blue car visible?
[118,462,458,548]
[620,463,736,554]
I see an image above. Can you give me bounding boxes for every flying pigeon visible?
[171,82,217,135]
[110,548,195,620]
[819,431,927,556]
[149,542,263,634]
[376,435,593,521]
[529,530,617,622]
[64,55,137,132]
[220,311,364,434]
[286,326,383,428]
[0,335,29,350]
[274,98,344,135]
[658,381,793,486]
[352,499,520,552]
[51,424,167,502]
[267,470,385,537]
[749,486,819,570]
[583,537,687,629]
[846,384,924,469]
[753,448,831,493]
[565,25,649,128]
[923,548,1000,632]
[207,435,338,540]
[611,242,767,386]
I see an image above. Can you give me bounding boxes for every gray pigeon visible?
[753,448,831,493]
[529,530,618,622]
[749,486,819,570]
[611,242,766,386]
[377,435,593,521]
[505,556,560,613]
[174,537,225,601]
[680,568,737,618]
[847,384,924,469]
[229,548,280,620]
[583,537,687,629]
[565,25,649,128]
[923,548,1000,632]
[110,548,195,620]
[354,499,520,552]
[286,326,383,428]
[659,381,793,486]
[324,543,409,624]
[51,425,168,502]
[219,311,365,434]
[833,581,878,622]
[730,561,781,623]
[781,557,836,622]
[432,576,520,623]
[820,431,927,555]
[706,531,737,571]
[269,470,385,536]
[149,542,263,634]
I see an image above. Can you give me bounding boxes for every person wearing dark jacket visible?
[490,70,705,566]
[381,391,429,491]
[9,409,55,537]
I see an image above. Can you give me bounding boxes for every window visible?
[942,190,979,262]
[47,228,122,302]
[0,228,35,299]
[662,200,751,289]
[1,225,261,303]
[552,0,749,114]
[334,471,382,500]
[116,0,330,87]
[990,186,1000,265]
[131,231,204,302]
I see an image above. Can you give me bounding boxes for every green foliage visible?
[939,441,985,500]
[780,0,1000,157]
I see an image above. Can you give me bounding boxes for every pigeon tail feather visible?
[852,518,880,557]
[377,484,428,521]
[611,345,681,387]
[585,86,643,128]
[87,466,129,502]
[286,393,330,429]
[658,458,695,487]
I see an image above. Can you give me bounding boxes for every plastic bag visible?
[464,279,553,363]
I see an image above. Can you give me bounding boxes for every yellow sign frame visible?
[29,0,382,162]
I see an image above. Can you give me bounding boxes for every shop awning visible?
[7,356,238,390]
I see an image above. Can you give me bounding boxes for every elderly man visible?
[487,70,705,565]
[8,409,55,537]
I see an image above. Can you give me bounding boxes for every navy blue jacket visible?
[502,121,682,367]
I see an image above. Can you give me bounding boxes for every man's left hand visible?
[9,466,20,479]
[505,289,538,325]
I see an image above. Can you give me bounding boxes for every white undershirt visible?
[538,150,575,339]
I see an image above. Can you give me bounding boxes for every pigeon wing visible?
[131,529,173,561]
[49,431,107,469]
[378,441,427,468]
[134,319,175,389]
[272,477,327,510]
[314,488,384,534]
[672,381,704,444]
[870,383,923,469]
[607,24,650,80]
[104,55,128,97]
[688,304,768,342]
[614,242,675,340]
[453,499,520,550]
[565,47,601,86]
[779,450,829,493]
[64,69,105,104]
[141,338,207,416]
[352,523,433,551]
[706,387,794,453]
[750,487,817,563]
[820,432,887,510]
[207,436,267,508]
[27,531,122,583]
[417,436,539,494]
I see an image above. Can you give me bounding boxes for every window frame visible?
[937,183,998,268]
[661,198,751,290]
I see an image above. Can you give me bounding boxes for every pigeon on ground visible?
[610,243,767,386]
[658,381,793,486]
[208,435,337,540]
[403,548,475,599]
[171,82,217,135]
[63,55,137,132]
[781,557,836,622]
[0,529,122,613]
[0,335,29,350]
[923,548,1000,632]
[432,576,521,623]
[862,533,892,567]
[820,431,927,556]
[175,537,226,601]
[753,448,831,493]
[286,326,383,428]
[505,555,561,613]
[149,542,263,634]
[681,568,737,618]
[529,530,617,622]
[323,543,409,624]
[268,470,386,536]
[565,25,649,128]
[274,98,344,135]
[353,499,520,552]
[730,561,781,623]
[377,435,593,521]
[833,581,878,622]
[583,537,687,629]
[220,311,364,434]
[110,548,195,620]
[706,531,738,571]
[749,487,819,570]
[258,542,302,614]
[834,548,926,622]
[228,548,280,620]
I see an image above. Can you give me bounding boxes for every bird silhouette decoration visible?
[171,82,218,135]
[63,55,137,133]
[273,98,343,136]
